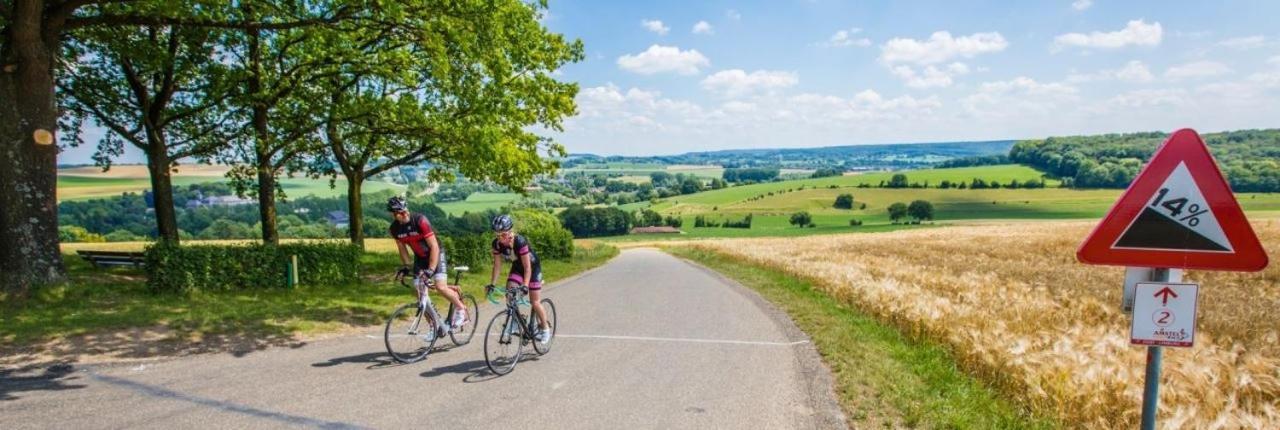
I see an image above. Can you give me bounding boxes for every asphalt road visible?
[1,248,845,429]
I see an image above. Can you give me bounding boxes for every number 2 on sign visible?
[1157,311,1171,324]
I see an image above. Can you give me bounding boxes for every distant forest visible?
[1010,129,1280,192]
[565,140,1015,170]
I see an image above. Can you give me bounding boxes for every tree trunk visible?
[346,173,364,248]
[1,6,68,294]
[146,146,181,243]
[256,163,279,245]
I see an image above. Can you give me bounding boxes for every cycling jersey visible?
[492,234,543,290]
[391,213,447,279]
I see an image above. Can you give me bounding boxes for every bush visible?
[145,241,362,293]
[833,194,854,209]
[440,234,491,270]
[513,209,574,260]
[789,211,813,228]
[559,206,631,238]
[59,225,106,243]
[105,229,145,242]
[849,218,863,226]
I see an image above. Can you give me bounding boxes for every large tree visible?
[311,0,583,247]
[59,24,235,244]
[0,0,352,293]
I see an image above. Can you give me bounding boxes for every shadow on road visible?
[311,351,400,370]
[0,363,86,401]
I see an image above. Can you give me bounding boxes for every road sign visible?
[1077,128,1269,271]
[1130,282,1198,347]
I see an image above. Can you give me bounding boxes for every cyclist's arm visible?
[396,240,411,267]
[425,234,441,272]
[520,253,533,286]
[490,253,502,285]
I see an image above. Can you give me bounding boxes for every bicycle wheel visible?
[385,303,438,363]
[483,310,523,375]
[532,299,557,355]
[449,294,479,346]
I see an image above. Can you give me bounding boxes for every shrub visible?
[513,209,574,260]
[789,211,812,228]
[145,241,362,293]
[849,219,863,226]
[833,194,855,209]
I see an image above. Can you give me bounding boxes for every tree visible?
[887,173,909,188]
[907,200,935,222]
[2,0,363,291]
[887,202,908,224]
[833,194,854,209]
[679,177,703,194]
[60,24,235,244]
[788,211,812,228]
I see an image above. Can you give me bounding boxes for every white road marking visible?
[368,333,808,346]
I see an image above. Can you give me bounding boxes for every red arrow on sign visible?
[1155,287,1178,306]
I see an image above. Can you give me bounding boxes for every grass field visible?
[683,221,1280,429]
[670,247,1053,429]
[57,173,405,201]
[562,162,723,179]
[1,240,617,363]
[435,191,574,215]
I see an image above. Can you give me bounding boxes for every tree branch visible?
[366,145,432,177]
[65,8,354,31]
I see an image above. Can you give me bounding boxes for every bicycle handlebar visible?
[486,284,530,305]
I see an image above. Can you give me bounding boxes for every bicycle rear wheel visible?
[449,294,479,346]
[385,303,438,363]
[483,310,523,375]
[532,299,557,356]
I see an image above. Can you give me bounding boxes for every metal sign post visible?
[1138,268,1173,430]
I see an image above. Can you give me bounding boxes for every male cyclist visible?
[488,214,551,343]
[387,196,467,328]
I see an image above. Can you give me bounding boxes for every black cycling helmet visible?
[386,196,408,212]
[491,214,514,232]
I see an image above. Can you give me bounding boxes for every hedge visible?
[145,241,362,293]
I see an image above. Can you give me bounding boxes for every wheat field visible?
[688,220,1280,429]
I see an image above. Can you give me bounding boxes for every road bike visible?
[482,284,557,375]
[384,266,479,363]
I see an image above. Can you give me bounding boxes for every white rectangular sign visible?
[1130,282,1198,348]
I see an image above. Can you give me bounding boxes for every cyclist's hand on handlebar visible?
[395,266,412,279]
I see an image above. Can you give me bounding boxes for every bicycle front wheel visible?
[483,310,523,375]
[449,294,479,346]
[532,299,557,356]
[385,303,438,363]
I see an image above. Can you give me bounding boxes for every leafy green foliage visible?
[1010,129,1280,191]
[888,203,909,223]
[558,206,632,238]
[789,211,814,228]
[908,200,935,222]
[512,209,574,260]
[724,167,781,183]
[834,194,855,209]
[144,242,362,293]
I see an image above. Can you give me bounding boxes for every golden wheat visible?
[690,220,1280,429]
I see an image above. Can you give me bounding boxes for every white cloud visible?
[1101,89,1191,109]
[692,21,714,35]
[1270,55,1280,67]
[641,19,670,35]
[1072,0,1093,11]
[962,77,1079,120]
[1217,35,1267,50]
[824,28,871,48]
[880,31,1008,65]
[1054,20,1163,50]
[1067,60,1154,83]
[617,45,710,75]
[890,63,970,88]
[1164,61,1232,80]
[701,69,799,97]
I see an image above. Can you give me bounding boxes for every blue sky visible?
[61,0,1280,163]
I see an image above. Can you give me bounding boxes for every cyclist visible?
[488,214,550,343]
[387,196,467,328]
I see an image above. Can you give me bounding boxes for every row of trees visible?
[1009,129,1280,191]
[865,174,1047,189]
[888,200,935,224]
[722,167,780,183]
[2,0,583,292]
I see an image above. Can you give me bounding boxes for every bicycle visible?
[383,266,479,364]
[482,284,557,375]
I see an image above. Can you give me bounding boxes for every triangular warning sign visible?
[1077,128,1269,272]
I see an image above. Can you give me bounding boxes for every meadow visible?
[683,221,1280,429]
[435,191,574,215]
[57,166,405,201]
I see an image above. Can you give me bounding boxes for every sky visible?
[60,0,1280,163]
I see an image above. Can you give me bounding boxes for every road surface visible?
[1,249,844,429]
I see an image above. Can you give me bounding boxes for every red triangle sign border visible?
[1076,128,1269,272]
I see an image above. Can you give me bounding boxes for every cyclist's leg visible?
[428,254,466,313]
[520,273,549,331]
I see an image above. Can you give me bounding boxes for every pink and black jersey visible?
[492,234,542,278]
[390,213,443,259]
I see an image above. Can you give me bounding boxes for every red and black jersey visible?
[390,213,443,259]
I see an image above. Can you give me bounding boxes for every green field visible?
[57,174,405,201]
[435,191,574,215]
[562,162,723,179]
[610,164,1280,241]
